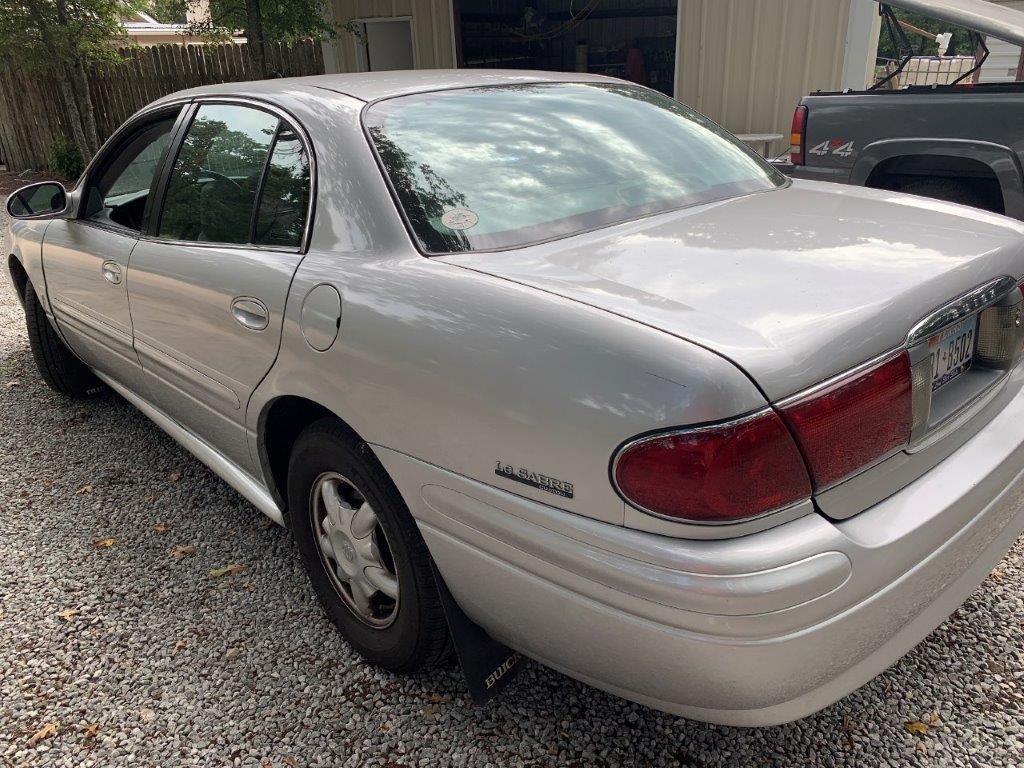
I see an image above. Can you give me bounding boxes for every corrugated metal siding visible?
[675,0,852,156]
[323,0,455,74]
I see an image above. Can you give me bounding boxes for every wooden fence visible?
[0,39,325,173]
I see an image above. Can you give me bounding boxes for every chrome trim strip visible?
[906,276,1018,345]
[609,408,812,526]
[94,371,285,526]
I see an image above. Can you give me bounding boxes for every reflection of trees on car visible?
[368,126,469,254]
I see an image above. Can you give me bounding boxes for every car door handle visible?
[101,261,122,285]
[230,297,269,331]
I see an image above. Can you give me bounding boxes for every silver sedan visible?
[7,70,1024,726]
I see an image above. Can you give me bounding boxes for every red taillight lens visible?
[613,411,812,523]
[790,105,807,165]
[779,352,912,491]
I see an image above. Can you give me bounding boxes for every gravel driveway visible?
[1,213,1024,767]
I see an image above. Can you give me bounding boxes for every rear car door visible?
[42,106,183,386]
[128,99,313,471]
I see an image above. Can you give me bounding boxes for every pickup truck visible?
[789,0,1024,220]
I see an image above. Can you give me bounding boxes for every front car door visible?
[127,99,313,472]
[42,106,185,389]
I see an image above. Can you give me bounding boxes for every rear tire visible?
[287,417,452,672]
[23,281,103,398]
[895,177,994,212]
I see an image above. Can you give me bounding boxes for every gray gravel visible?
[2,224,1024,767]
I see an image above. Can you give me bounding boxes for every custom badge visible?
[494,460,574,499]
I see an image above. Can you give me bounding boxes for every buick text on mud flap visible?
[494,461,574,499]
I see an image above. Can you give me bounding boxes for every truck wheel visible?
[287,417,452,672]
[895,178,992,211]
[23,280,103,398]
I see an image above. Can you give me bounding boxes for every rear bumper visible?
[376,370,1024,726]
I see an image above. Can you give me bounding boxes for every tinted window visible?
[365,83,786,254]
[158,104,278,244]
[83,115,178,231]
[254,128,310,248]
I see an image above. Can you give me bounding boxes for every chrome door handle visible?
[231,297,269,331]
[101,261,122,285]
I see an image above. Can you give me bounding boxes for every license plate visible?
[929,316,977,391]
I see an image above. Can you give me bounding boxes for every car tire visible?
[23,280,104,398]
[895,177,993,212]
[287,417,452,672]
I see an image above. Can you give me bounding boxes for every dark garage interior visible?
[452,1,678,96]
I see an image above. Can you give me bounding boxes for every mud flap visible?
[431,562,525,704]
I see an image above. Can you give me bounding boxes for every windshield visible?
[364,82,786,254]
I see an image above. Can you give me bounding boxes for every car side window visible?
[82,114,179,232]
[253,127,311,248]
[157,104,278,244]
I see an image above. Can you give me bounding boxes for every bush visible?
[48,137,84,180]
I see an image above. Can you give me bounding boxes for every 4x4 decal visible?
[809,139,855,158]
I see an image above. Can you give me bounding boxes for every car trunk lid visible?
[438,180,1024,403]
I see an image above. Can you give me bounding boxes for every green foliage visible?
[877,8,975,62]
[189,0,337,42]
[148,0,187,24]
[48,137,85,179]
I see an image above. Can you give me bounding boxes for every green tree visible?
[148,0,187,24]
[0,0,141,160]
[877,8,974,62]
[185,0,337,78]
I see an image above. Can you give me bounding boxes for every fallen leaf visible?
[57,608,78,622]
[153,523,170,534]
[258,518,275,530]
[169,545,195,561]
[170,639,187,657]
[905,720,929,736]
[422,703,439,721]
[139,708,156,724]
[209,564,245,579]
[927,711,942,728]
[916,740,928,754]
[82,723,100,742]
[75,484,93,495]
[989,568,1005,582]
[225,648,239,661]
[92,537,116,549]
[6,380,20,389]
[27,722,58,746]
[168,470,182,482]
[427,693,451,704]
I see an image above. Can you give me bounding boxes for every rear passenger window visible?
[254,128,311,248]
[158,104,278,244]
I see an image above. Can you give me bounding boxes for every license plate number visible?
[930,316,976,391]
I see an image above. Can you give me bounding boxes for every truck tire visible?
[895,177,993,212]
[287,417,453,673]
[24,280,103,398]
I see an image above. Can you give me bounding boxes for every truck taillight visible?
[779,352,912,491]
[790,105,807,165]
[612,411,812,523]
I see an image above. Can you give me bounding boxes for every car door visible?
[128,100,313,472]
[42,106,184,387]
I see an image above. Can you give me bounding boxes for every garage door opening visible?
[453,1,678,97]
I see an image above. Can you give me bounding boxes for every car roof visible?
[156,69,621,106]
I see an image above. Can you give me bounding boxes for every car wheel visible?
[287,417,452,672]
[23,280,104,398]
[895,177,994,212]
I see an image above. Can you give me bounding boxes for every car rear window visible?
[364,82,786,254]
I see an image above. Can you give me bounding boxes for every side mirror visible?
[6,182,68,219]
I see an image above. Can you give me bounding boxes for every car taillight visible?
[612,410,811,523]
[790,105,807,165]
[779,352,912,491]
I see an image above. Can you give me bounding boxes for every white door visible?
[357,19,415,72]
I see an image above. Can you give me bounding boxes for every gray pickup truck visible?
[789,0,1024,219]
